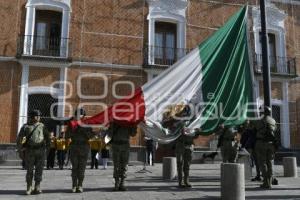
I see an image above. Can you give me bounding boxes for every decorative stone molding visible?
[252,2,286,32]
[26,0,71,11]
[146,0,187,22]
[252,3,287,69]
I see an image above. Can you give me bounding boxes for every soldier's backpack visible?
[262,117,276,142]
[26,123,45,147]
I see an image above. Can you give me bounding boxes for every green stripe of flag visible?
[199,6,253,133]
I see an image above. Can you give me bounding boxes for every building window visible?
[154,22,177,65]
[259,32,277,72]
[251,3,296,75]
[267,33,277,70]
[33,10,62,56]
[146,0,188,66]
[21,0,71,58]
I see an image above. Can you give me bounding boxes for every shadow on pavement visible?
[184,197,220,200]
[0,190,24,195]
[127,176,220,183]
[44,187,114,193]
[127,185,220,192]
[246,187,300,191]
[0,187,116,195]
[246,195,300,199]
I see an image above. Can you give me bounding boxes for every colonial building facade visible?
[0,0,299,154]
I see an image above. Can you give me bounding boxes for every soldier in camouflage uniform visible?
[254,106,277,189]
[176,128,200,188]
[107,121,137,191]
[16,110,50,195]
[65,108,94,193]
[217,124,238,163]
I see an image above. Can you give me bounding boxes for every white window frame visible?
[252,3,287,73]
[24,0,71,57]
[18,65,67,132]
[147,0,188,65]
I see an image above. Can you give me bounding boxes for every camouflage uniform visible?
[175,132,196,188]
[217,127,238,163]
[66,125,94,192]
[16,122,50,195]
[108,122,137,191]
[254,115,276,189]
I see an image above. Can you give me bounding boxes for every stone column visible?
[162,157,177,180]
[237,151,252,180]
[283,157,297,177]
[221,163,245,200]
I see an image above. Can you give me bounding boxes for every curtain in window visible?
[166,33,175,60]
[35,22,47,50]
[155,33,163,59]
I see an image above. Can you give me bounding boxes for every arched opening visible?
[28,93,58,135]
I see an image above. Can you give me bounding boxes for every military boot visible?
[77,179,83,193]
[260,178,271,189]
[119,178,127,191]
[184,175,192,188]
[26,183,33,195]
[113,178,119,191]
[272,177,278,185]
[33,182,42,194]
[77,186,83,193]
[178,170,184,188]
[266,177,272,188]
[72,178,77,193]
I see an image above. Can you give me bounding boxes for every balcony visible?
[253,54,297,77]
[143,45,189,67]
[17,35,71,62]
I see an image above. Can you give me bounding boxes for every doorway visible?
[28,93,58,135]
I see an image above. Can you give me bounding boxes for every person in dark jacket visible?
[240,120,261,181]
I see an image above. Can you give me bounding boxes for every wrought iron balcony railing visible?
[253,54,297,76]
[17,35,71,59]
[143,45,189,66]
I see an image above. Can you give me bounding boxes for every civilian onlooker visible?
[145,137,156,166]
[47,132,56,170]
[89,135,102,169]
[101,142,110,169]
[240,120,261,181]
[56,132,67,170]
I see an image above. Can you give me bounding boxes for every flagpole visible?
[259,0,272,116]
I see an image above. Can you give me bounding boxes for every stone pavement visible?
[0,163,300,200]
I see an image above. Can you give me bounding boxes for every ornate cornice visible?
[27,0,71,10]
[146,0,188,22]
[252,2,287,30]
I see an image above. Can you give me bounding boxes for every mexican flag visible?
[72,6,253,143]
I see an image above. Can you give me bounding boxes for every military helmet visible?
[74,107,86,117]
[29,109,41,117]
[264,106,271,113]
